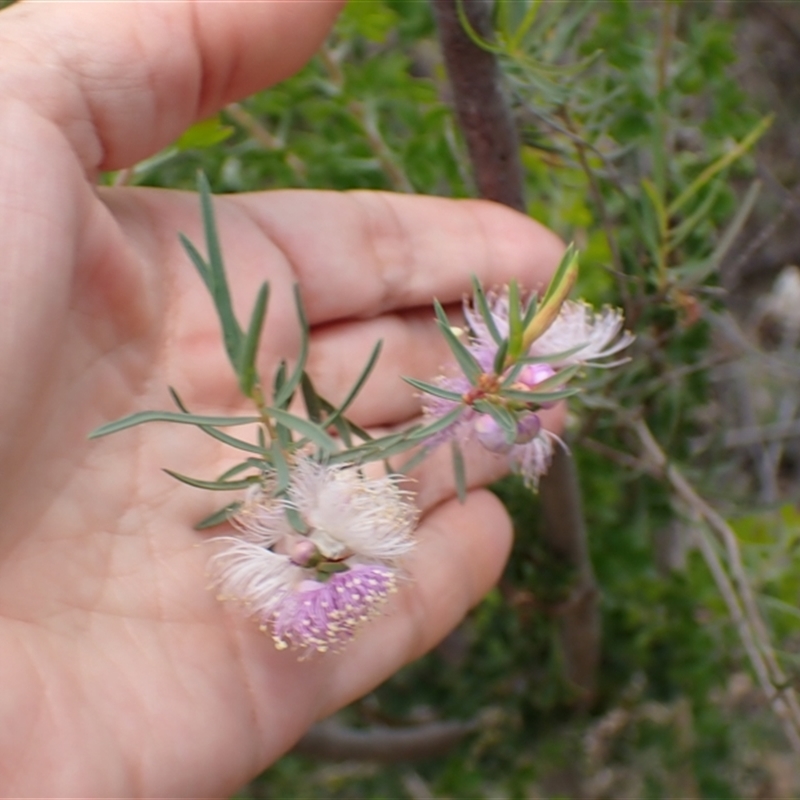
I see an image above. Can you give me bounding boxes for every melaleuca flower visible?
[271,565,398,652]
[528,300,634,367]
[210,458,418,653]
[466,288,632,370]
[287,458,417,563]
[418,276,631,489]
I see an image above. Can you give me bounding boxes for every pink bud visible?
[474,414,513,453]
[514,412,541,444]
[289,539,319,567]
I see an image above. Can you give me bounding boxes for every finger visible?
[316,488,513,716]
[0,0,344,171]
[306,308,449,427]
[104,189,564,408]
[231,190,566,322]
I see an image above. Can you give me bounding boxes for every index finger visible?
[226,189,566,322]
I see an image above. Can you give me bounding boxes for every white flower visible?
[211,538,301,617]
[508,429,561,489]
[288,459,418,563]
[209,458,418,653]
[528,300,634,367]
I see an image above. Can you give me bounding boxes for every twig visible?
[224,103,308,182]
[431,0,600,707]
[632,417,800,753]
[318,47,414,194]
[292,717,480,762]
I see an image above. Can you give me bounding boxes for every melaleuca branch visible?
[431,0,601,705]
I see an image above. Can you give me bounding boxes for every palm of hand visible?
[0,3,562,796]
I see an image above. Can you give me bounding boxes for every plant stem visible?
[432,0,600,706]
[633,417,800,753]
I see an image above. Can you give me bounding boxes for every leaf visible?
[470,275,503,344]
[265,407,338,452]
[194,502,242,530]
[493,338,510,375]
[503,387,579,404]
[506,279,524,360]
[285,506,310,534]
[301,373,324,424]
[197,173,244,368]
[410,406,464,439]
[238,282,270,397]
[163,469,259,491]
[217,458,267,482]
[403,376,464,402]
[434,299,483,383]
[273,285,310,407]
[521,247,579,351]
[667,114,773,217]
[178,234,213,293]
[89,411,262,439]
[176,117,235,150]
[269,439,292,495]
[168,387,267,456]
[323,340,383,428]
[451,440,467,503]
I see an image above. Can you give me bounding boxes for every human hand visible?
[0,2,564,796]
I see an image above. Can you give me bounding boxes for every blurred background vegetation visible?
[106,0,800,796]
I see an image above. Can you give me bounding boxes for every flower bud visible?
[514,412,541,444]
[474,414,514,453]
[288,539,320,567]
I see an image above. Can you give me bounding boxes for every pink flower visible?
[270,566,398,652]
[209,459,417,653]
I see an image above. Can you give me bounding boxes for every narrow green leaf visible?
[274,284,310,407]
[238,282,270,397]
[178,233,212,293]
[506,280,524,360]
[540,243,578,306]
[521,289,541,330]
[269,440,292,495]
[168,387,266,455]
[534,364,581,391]
[409,406,464,439]
[89,411,262,439]
[163,469,259,491]
[194,502,242,530]
[403,376,464,402]
[503,387,579,404]
[323,341,383,427]
[451,441,467,503]
[667,114,773,217]
[434,300,483,383]
[197,173,243,367]
[273,360,287,397]
[470,275,502,344]
[301,372,324,424]
[514,345,589,366]
[521,248,579,352]
[217,458,267,482]
[285,506,310,534]
[492,338,509,375]
[394,446,432,475]
[265,407,338,452]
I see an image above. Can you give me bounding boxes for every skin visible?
[0,1,564,797]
